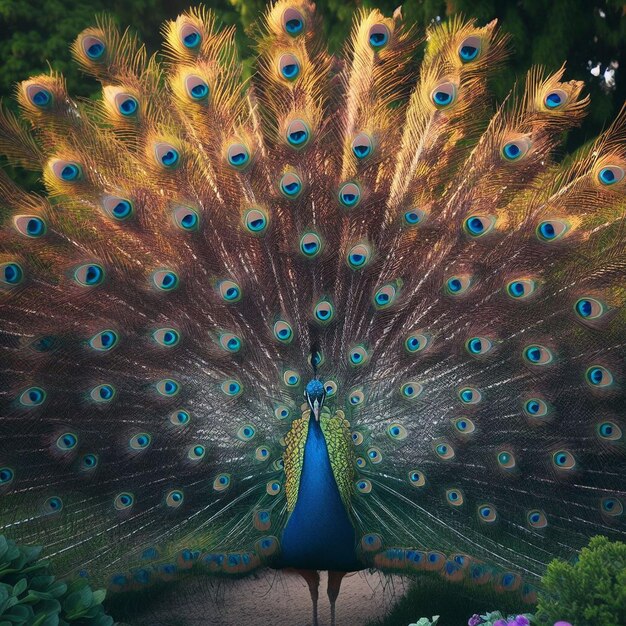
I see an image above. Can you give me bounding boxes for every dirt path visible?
[131,569,409,625]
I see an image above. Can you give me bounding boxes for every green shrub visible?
[536,535,626,626]
[0,534,113,626]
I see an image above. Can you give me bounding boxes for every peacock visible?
[0,2,625,624]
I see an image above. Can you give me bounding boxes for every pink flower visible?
[554,623,573,626]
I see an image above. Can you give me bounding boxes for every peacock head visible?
[305,379,326,421]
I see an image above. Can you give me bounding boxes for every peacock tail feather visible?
[0,0,625,605]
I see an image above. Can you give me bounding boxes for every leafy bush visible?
[0,534,113,626]
[536,535,626,626]
[408,617,439,626]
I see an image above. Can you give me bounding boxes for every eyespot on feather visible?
[184,75,209,101]
[13,215,46,238]
[278,53,300,81]
[368,24,390,49]
[282,8,305,36]
[458,35,481,62]
[103,195,133,221]
[431,81,457,109]
[352,133,373,160]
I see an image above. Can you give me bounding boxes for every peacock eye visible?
[227,143,250,169]
[352,133,373,159]
[458,35,481,62]
[1,262,24,286]
[597,165,624,186]
[596,420,622,442]
[273,320,293,343]
[156,378,180,396]
[527,509,547,529]
[19,386,46,407]
[283,369,300,387]
[88,329,119,352]
[114,93,138,117]
[324,380,337,397]
[313,299,334,324]
[180,23,201,49]
[477,504,497,523]
[338,182,361,208]
[82,35,106,60]
[346,243,372,269]
[184,75,209,101]
[574,297,606,321]
[446,488,464,506]
[506,278,536,299]
[166,489,184,508]
[91,384,115,403]
[523,398,549,418]
[536,219,568,242]
[387,423,408,441]
[600,497,623,517]
[51,159,82,182]
[348,389,364,406]
[544,89,568,109]
[458,386,481,405]
[501,137,531,161]
[255,446,270,462]
[445,274,471,295]
[278,53,300,81]
[552,449,576,470]
[130,433,152,450]
[151,269,179,292]
[282,8,304,35]
[351,431,364,445]
[236,424,256,441]
[221,379,242,397]
[373,282,400,309]
[431,81,457,109]
[103,195,133,221]
[80,453,98,471]
[266,480,281,495]
[586,365,613,388]
[153,142,180,169]
[368,24,390,49]
[408,470,426,487]
[56,432,78,451]
[463,215,495,237]
[219,332,242,353]
[286,119,310,148]
[452,417,475,434]
[13,215,47,238]
[218,280,241,303]
[173,206,199,231]
[189,445,206,461]
[403,208,425,226]
[496,450,516,469]
[355,479,372,494]
[170,409,191,426]
[243,208,268,234]
[280,172,303,198]
[465,337,492,356]
[367,447,383,464]
[349,345,369,366]
[300,232,322,258]
[400,381,423,400]
[114,492,134,510]
[44,496,63,514]
[404,332,429,353]
[26,83,52,108]
[433,440,455,460]
[74,263,104,287]
[523,344,554,365]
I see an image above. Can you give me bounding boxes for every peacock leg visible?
[327,570,347,626]
[295,568,320,626]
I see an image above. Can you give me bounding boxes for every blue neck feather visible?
[279,418,361,571]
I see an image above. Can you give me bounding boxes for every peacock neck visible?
[279,415,361,571]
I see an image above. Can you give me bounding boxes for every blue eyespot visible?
[32,89,51,107]
[463,215,495,237]
[74,264,104,287]
[445,275,471,295]
[57,433,77,450]
[119,97,138,116]
[368,24,389,49]
[2,263,24,286]
[115,492,134,510]
[280,173,302,197]
[503,143,520,159]
[273,320,293,343]
[545,91,562,108]
[91,384,115,402]
[243,208,268,234]
[536,219,568,242]
[61,164,81,181]
[86,41,105,60]
[338,182,360,207]
[284,17,303,35]
[404,209,424,225]
[182,31,201,49]
[81,453,98,470]
[44,496,63,513]
[431,82,456,108]
[458,387,481,404]
[300,232,321,257]
[352,133,372,159]
[152,270,179,291]
[507,278,536,299]
[89,329,118,351]
[227,143,250,168]
[524,398,548,417]
[501,138,531,162]
[190,83,208,99]
[523,344,553,365]
[0,467,14,485]
[349,346,368,366]
[170,409,190,426]
[157,379,180,396]
[22,217,46,237]
[459,45,478,61]
[586,365,613,388]
[552,450,575,469]
[287,120,310,147]
[598,166,624,186]
[113,200,133,219]
[162,149,179,167]
[19,386,46,406]
[279,54,300,81]
[221,379,242,396]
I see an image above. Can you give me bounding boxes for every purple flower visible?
[468,615,483,626]
[515,617,530,626]
[554,623,573,626]
[493,620,508,626]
